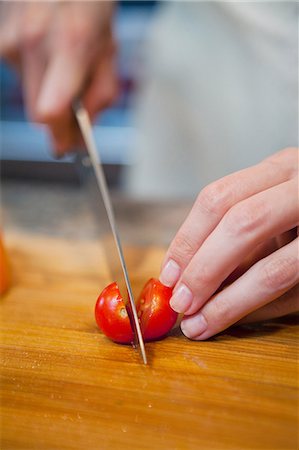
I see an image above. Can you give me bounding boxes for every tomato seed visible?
[119,307,128,318]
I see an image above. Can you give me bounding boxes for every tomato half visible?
[136,278,178,341]
[95,282,134,344]
[95,278,178,344]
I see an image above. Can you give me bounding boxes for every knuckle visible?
[64,21,92,51]
[21,26,45,50]
[282,146,299,156]
[195,264,215,287]
[223,199,269,236]
[204,297,233,331]
[95,82,118,110]
[266,147,299,179]
[271,146,298,160]
[261,256,298,291]
[171,232,196,262]
[211,297,229,319]
[196,179,232,217]
[184,264,214,296]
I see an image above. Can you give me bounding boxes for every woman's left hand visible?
[159,147,299,340]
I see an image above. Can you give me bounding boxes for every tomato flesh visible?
[95,282,134,344]
[95,278,178,344]
[136,278,178,341]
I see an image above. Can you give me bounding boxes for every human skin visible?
[159,147,299,339]
[0,1,117,155]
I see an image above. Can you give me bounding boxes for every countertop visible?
[1,180,298,450]
[1,180,193,245]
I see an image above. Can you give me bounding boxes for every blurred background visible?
[1,1,297,201]
[0,1,157,187]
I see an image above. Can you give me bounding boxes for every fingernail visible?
[159,259,181,287]
[181,314,208,339]
[169,283,193,313]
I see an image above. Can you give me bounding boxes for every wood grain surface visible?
[1,231,298,450]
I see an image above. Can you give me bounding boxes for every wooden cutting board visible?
[1,231,298,450]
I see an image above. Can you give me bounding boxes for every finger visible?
[219,237,280,288]
[21,47,47,121]
[0,2,23,62]
[36,50,90,121]
[222,229,298,288]
[276,227,298,248]
[51,40,118,155]
[26,49,79,154]
[35,2,107,121]
[35,23,109,153]
[238,284,299,323]
[159,148,298,287]
[47,116,81,156]
[17,2,78,154]
[83,43,118,119]
[170,178,298,314]
[19,3,54,119]
[35,43,94,154]
[44,54,117,156]
[180,238,299,340]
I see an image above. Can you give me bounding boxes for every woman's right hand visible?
[0,1,118,155]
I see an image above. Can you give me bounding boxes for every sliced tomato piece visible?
[137,278,178,341]
[95,282,134,344]
[95,278,178,344]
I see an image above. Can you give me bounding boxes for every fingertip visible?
[181,313,208,340]
[48,127,77,157]
[169,284,193,313]
[49,139,69,158]
[36,90,65,122]
[159,259,181,288]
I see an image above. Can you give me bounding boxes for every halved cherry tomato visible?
[95,278,178,343]
[136,278,178,341]
[95,282,134,344]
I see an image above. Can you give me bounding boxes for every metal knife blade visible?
[73,101,147,365]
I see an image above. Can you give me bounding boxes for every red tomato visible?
[95,282,134,344]
[95,278,178,343]
[136,278,178,341]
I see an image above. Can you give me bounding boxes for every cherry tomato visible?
[136,278,178,341]
[95,282,134,344]
[95,278,178,343]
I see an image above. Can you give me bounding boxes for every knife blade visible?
[73,101,147,365]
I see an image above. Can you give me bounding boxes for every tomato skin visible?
[95,278,178,344]
[95,282,134,344]
[136,278,178,341]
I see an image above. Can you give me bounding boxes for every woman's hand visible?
[0,1,118,155]
[160,147,299,339]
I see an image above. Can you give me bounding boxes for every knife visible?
[73,100,147,365]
